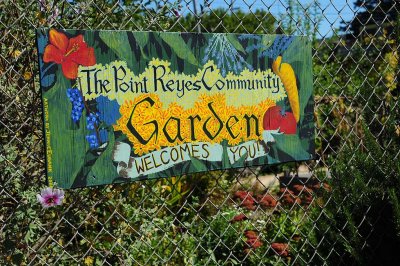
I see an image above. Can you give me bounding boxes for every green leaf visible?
[226,34,245,53]
[99,31,135,68]
[167,190,189,205]
[159,32,198,66]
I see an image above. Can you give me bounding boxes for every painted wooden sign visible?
[36,29,314,189]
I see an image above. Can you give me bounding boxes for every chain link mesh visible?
[1,0,399,265]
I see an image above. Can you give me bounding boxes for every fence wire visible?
[1,0,399,265]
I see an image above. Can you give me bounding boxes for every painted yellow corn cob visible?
[272,56,300,122]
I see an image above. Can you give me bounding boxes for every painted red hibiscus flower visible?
[43,29,96,79]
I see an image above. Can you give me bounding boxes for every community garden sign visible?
[36,29,314,189]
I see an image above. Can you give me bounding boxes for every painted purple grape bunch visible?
[86,112,100,130]
[66,88,84,122]
[66,88,106,149]
[85,112,103,148]
[86,134,99,148]
[66,91,120,149]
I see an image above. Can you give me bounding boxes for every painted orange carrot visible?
[272,56,300,122]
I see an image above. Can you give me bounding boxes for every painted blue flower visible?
[96,96,121,126]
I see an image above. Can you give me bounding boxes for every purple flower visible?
[36,187,64,208]
[38,0,47,12]
[172,9,181,17]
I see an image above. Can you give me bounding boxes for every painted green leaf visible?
[99,31,135,68]
[133,32,149,60]
[226,34,245,53]
[231,153,248,167]
[260,35,274,52]
[189,156,207,172]
[221,140,231,168]
[273,134,310,160]
[133,32,149,49]
[159,32,198,66]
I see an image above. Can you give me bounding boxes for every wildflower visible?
[241,198,256,210]
[172,8,181,17]
[271,242,289,257]
[246,238,263,249]
[234,190,256,210]
[281,193,301,206]
[43,29,96,79]
[244,230,263,251]
[23,72,32,80]
[244,230,258,239]
[230,213,247,223]
[37,187,64,208]
[38,0,47,12]
[12,50,22,58]
[256,194,278,208]
[291,184,313,196]
[233,190,254,201]
[279,188,301,206]
[48,7,59,25]
[84,256,94,266]
[303,195,313,205]
[322,183,332,192]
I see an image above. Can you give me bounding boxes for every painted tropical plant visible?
[202,33,252,76]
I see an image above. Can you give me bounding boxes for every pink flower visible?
[37,187,64,208]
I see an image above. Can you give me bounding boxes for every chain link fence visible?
[1,0,399,265]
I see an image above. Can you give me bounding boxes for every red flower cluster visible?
[256,194,278,208]
[271,242,289,257]
[307,182,331,192]
[234,190,278,210]
[244,230,263,253]
[278,182,331,207]
[291,184,313,196]
[233,191,256,210]
[230,213,248,223]
[233,182,330,210]
[279,188,301,206]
